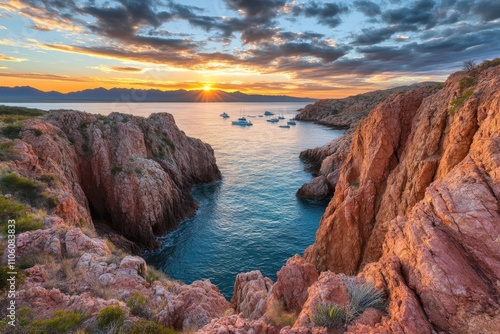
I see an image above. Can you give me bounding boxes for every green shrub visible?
[127,319,179,334]
[0,105,45,118]
[346,279,386,321]
[126,292,151,318]
[0,173,41,194]
[1,124,23,139]
[0,196,26,221]
[29,309,87,333]
[0,266,26,291]
[312,303,345,328]
[145,265,167,286]
[459,76,475,92]
[0,141,19,161]
[81,143,91,154]
[111,166,123,176]
[17,306,33,326]
[96,305,126,330]
[0,173,44,205]
[10,215,45,234]
[0,196,44,235]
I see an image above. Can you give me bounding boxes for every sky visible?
[0,0,499,99]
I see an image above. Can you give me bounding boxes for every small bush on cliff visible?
[312,303,346,328]
[265,300,297,327]
[0,197,44,235]
[346,278,386,321]
[145,265,168,286]
[449,89,474,114]
[0,172,58,208]
[1,124,23,139]
[29,309,88,334]
[96,305,126,330]
[0,141,19,161]
[126,292,151,318]
[462,59,476,72]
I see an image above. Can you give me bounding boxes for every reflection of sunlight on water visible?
[10,102,343,298]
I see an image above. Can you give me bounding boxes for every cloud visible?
[473,0,500,21]
[92,66,144,73]
[291,2,350,27]
[353,1,381,17]
[0,54,28,62]
[224,0,287,20]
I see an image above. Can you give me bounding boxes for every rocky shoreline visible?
[1,59,499,333]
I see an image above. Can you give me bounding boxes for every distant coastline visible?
[0,86,317,103]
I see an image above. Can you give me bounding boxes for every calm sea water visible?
[8,102,342,298]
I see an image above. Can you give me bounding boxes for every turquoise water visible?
[8,102,342,298]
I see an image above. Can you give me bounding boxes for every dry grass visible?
[264,300,297,328]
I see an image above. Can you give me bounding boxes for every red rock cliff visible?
[304,62,499,276]
[21,111,221,248]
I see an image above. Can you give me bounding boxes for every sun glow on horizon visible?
[203,85,211,91]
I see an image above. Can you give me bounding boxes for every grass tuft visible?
[345,278,386,321]
[312,303,346,328]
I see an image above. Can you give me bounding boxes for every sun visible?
[203,85,211,91]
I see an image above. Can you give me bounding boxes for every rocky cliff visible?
[297,83,441,201]
[200,60,500,333]
[12,110,220,248]
[2,60,499,334]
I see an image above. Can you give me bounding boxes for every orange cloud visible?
[0,54,28,62]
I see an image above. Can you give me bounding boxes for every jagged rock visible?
[19,110,221,248]
[197,314,272,334]
[156,280,231,331]
[294,272,350,327]
[268,255,319,314]
[231,270,273,320]
[16,227,63,259]
[65,228,111,257]
[304,85,440,274]
[296,176,331,201]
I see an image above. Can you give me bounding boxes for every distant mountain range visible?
[0,86,317,103]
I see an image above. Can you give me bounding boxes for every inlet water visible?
[10,102,343,298]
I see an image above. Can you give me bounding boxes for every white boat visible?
[232,117,253,126]
[267,118,279,123]
[279,125,290,128]
[287,121,296,125]
[220,112,230,118]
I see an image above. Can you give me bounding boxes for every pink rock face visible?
[294,271,350,328]
[268,255,319,314]
[156,280,231,331]
[19,110,221,248]
[304,85,439,274]
[302,64,500,333]
[231,270,273,320]
[65,228,111,257]
[197,314,271,334]
[297,175,332,201]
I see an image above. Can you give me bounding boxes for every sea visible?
[7,102,343,298]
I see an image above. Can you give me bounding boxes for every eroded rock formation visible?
[17,110,221,247]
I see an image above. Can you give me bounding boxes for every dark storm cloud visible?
[473,0,500,21]
[292,2,350,28]
[247,41,349,64]
[381,0,436,27]
[224,0,287,20]
[354,1,381,17]
[353,25,416,45]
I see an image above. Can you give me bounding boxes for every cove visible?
[9,102,343,298]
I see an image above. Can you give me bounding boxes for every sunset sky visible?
[0,0,499,98]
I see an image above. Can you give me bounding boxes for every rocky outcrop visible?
[304,85,440,273]
[297,84,440,201]
[201,61,500,334]
[231,270,273,320]
[16,110,220,247]
[296,83,437,128]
